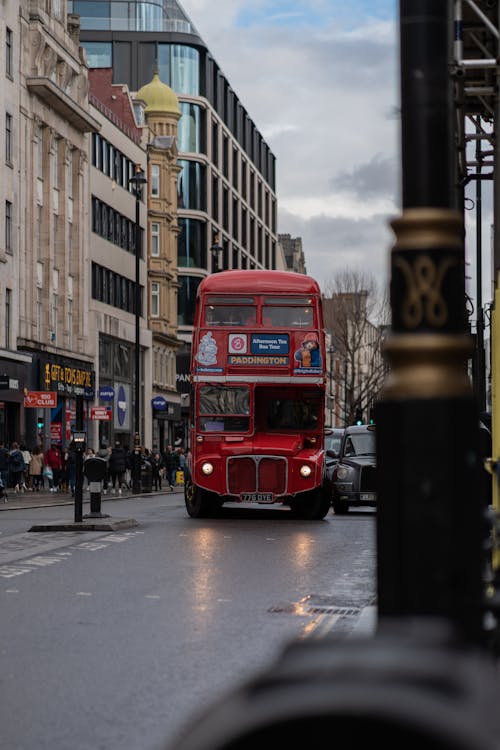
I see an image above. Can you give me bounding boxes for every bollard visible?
[83,457,110,519]
[166,620,500,750]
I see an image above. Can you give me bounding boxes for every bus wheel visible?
[289,489,331,520]
[185,480,219,518]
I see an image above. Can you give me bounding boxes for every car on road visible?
[330,424,377,514]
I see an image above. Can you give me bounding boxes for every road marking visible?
[76,592,92,596]
[145,594,161,599]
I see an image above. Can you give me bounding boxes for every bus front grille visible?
[227,456,287,496]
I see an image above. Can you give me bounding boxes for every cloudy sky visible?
[180,0,400,295]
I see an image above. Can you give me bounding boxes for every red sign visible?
[24,391,57,408]
[90,406,112,421]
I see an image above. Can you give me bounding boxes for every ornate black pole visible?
[375,1,484,645]
[129,165,147,494]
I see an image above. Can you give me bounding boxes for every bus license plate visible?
[241,493,274,503]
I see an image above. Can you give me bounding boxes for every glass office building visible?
[69,0,278,339]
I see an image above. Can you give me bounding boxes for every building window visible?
[37,126,44,179]
[5,113,12,162]
[68,152,73,198]
[177,217,206,268]
[151,222,160,256]
[151,282,160,317]
[37,205,42,260]
[81,41,112,68]
[53,140,59,188]
[36,287,42,340]
[5,289,11,348]
[5,201,12,253]
[51,293,58,343]
[6,28,12,78]
[53,214,58,266]
[67,298,73,349]
[68,221,73,271]
[151,164,160,197]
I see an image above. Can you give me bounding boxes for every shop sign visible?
[24,391,57,408]
[90,406,112,421]
[99,385,115,401]
[152,395,168,410]
[116,384,127,427]
[43,360,94,397]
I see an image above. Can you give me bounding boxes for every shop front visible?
[34,354,95,450]
[152,396,181,451]
[0,351,32,446]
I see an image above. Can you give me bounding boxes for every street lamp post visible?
[129,164,147,494]
[210,233,224,273]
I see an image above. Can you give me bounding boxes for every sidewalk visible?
[0,484,183,511]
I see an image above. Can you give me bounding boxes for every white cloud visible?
[180,0,399,294]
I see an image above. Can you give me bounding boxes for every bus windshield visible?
[198,385,250,432]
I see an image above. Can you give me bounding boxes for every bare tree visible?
[323,270,389,426]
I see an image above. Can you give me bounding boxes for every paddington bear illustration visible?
[294,332,322,368]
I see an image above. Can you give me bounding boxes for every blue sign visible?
[117,385,127,426]
[84,386,95,400]
[152,396,167,410]
[251,333,289,355]
[99,385,115,401]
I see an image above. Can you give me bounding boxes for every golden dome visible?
[136,73,180,115]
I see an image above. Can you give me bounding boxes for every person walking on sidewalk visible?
[20,445,31,491]
[109,441,127,494]
[0,441,9,490]
[29,445,44,491]
[44,443,63,492]
[97,443,111,494]
[9,443,26,492]
[163,444,179,490]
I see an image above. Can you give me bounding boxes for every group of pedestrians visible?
[0,440,66,494]
[0,438,189,496]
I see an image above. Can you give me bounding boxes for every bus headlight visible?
[201,462,214,475]
[299,465,312,478]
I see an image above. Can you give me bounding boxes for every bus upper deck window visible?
[262,306,313,328]
[205,305,256,326]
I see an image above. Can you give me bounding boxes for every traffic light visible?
[369,408,375,425]
[37,417,44,431]
[355,407,363,425]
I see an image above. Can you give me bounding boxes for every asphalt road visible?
[0,491,376,750]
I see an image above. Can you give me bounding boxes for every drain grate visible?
[269,595,363,618]
[307,605,360,616]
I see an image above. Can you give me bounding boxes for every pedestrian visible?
[20,444,31,490]
[0,440,9,490]
[185,447,192,479]
[151,451,164,491]
[64,440,77,496]
[29,445,44,491]
[97,443,111,494]
[44,443,63,492]
[109,441,127,494]
[83,448,95,491]
[9,442,26,493]
[162,443,179,490]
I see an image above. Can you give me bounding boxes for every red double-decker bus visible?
[185,269,331,519]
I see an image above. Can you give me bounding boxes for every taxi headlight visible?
[201,462,214,475]
[299,465,312,478]
[337,466,350,480]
